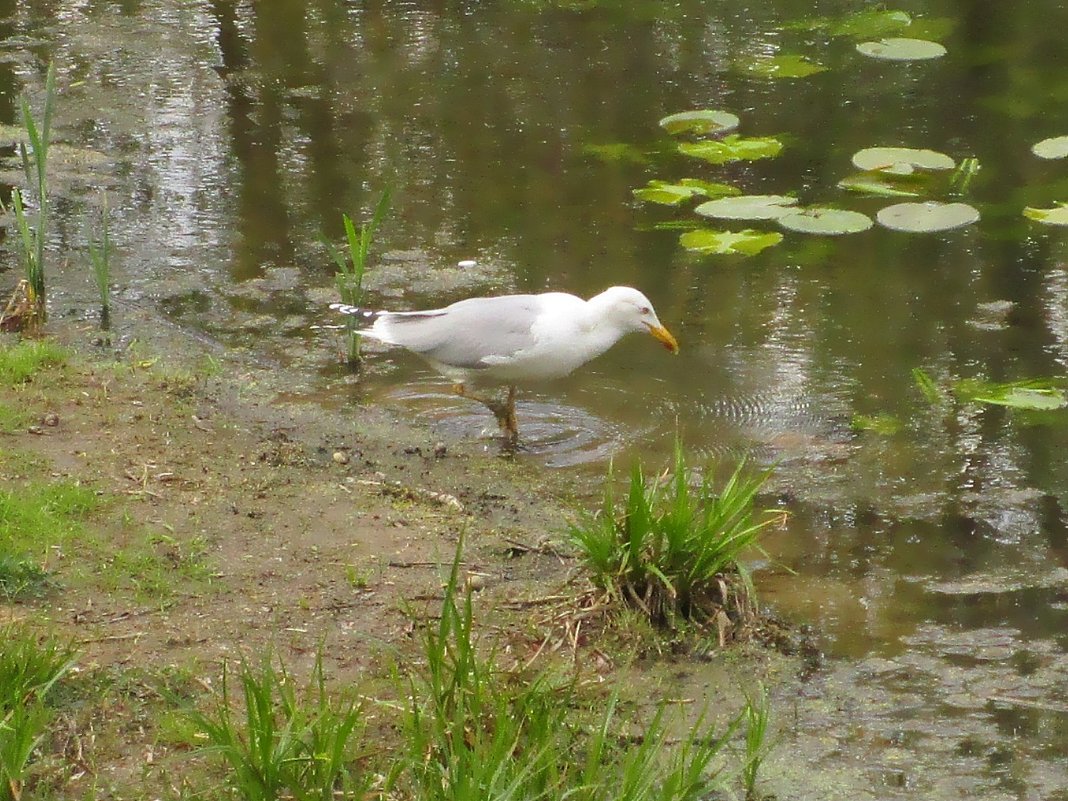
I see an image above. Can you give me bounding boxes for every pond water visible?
[3,0,1068,797]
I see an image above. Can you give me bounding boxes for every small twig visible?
[388,560,464,569]
[79,631,144,644]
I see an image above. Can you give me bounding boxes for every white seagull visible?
[330,286,679,441]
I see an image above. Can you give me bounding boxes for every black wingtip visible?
[330,303,381,322]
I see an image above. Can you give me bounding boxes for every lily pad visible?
[583,143,650,165]
[659,110,740,136]
[954,379,1068,411]
[838,172,924,197]
[856,38,947,61]
[829,10,913,38]
[680,228,783,256]
[852,147,955,175]
[633,179,739,206]
[1031,136,1068,160]
[736,53,828,79]
[778,208,873,235]
[694,194,798,221]
[791,9,912,38]
[1023,204,1068,226]
[678,135,783,165]
[876,201,980,232]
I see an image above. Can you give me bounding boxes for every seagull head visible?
[591,286,680,354]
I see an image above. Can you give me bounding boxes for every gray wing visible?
[379,294,543,369]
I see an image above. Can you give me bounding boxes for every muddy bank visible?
[2,309,801,797]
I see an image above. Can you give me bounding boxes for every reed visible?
[0,625,77,801]
[328,188,392,365]
[2,63,56,313]
[87,192,112,328]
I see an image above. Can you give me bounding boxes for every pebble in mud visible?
[465,573,490,591]
[332,450,350,465]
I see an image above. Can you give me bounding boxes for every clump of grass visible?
[327,188,392,366]
[569,441,779,628]
[0,554,49,600]
[187,653,367,801]
[0,625,77,801]
[0,402,34,435]
[0,480,99,597]
[87,192,112,329]
[742,685,771,800]
[394,539,738,801]
[0,63,56,314]
[102,531,211,603]
[0,339,67,385]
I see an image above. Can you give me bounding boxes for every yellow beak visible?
[646,323,679,354]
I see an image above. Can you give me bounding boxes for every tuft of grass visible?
[393,537,739,801]
[0,480,99,597]
[327,188,392,365]
[187,652,367,801]
[0,402,34,435]
[742,685,771,800]
[101,531,211,602]
[0,339,67,385]
[0,63,56,312]
[87,191,112,329]
[0,553,49,600]
[569,441,779,627]
[0,625,77,801]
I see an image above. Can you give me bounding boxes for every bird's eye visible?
[640,306,651,315]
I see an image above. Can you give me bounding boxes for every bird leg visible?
[453,384,519,442]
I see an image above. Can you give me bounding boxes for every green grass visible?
[0,625,77,801]
[0,553,49,600]
[742,685,771,799]
[0,339,67,385]
[0,401,34,434]
[187,653,367,801]
[328,188,392,365]
[0,63,56,311]
[101,531,212,602]
[569,441,778,626]
[0,480,98,599]
[392,539,739,801]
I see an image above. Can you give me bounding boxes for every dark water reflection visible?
[4,0,1068,797]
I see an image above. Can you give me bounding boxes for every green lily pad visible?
[633,179,739,206]
[955,379,1068,411]
[678,135,784,165]
[658,110,740,136]
[828,10,913,38]
[838,172,925,197]
[778,208,873,235]
[1023,204,1068,226]
[852,147,955,175]
[856,38,947,61]
[791,9,912,38]
[876,201,980,232]
[583,142,650,165]
[694,194,798,221]
[736,53,828,79]
[1032,136,1068,160]
[680,228,783,256]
